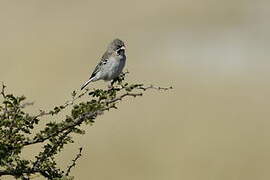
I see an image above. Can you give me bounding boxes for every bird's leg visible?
[108,76,123,90]
[111,78,117,86]
[108,79,116,90]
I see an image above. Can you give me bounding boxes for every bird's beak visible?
[120,45,126,50]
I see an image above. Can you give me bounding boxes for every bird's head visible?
[108,38,126,56]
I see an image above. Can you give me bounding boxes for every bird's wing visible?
[89,51,111,79]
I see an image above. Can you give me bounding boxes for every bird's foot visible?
[108,84,114,90]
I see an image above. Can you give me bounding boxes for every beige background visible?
[1,0,270,179]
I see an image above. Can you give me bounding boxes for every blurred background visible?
[1,0,270,179]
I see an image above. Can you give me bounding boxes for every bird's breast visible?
[103,56,125,80]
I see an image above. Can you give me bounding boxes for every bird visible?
[81,38,126,90]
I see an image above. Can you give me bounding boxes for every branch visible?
[23,110,98,146]
[0,73,172,180]
[24,84,171,146]
[0,169,38,177]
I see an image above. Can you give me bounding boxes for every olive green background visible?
[1,0,270,179]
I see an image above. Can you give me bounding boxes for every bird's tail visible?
[81,79,92,90]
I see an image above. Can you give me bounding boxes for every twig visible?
[20,102,34,108]
[65,147,83,176]
[1,82,6,98]
[1,83,7,116]
[138,85,173,91]
[106,92,143,104]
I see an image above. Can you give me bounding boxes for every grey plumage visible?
[81,39,126,90]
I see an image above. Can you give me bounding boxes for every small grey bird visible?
[81,39,126,90]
